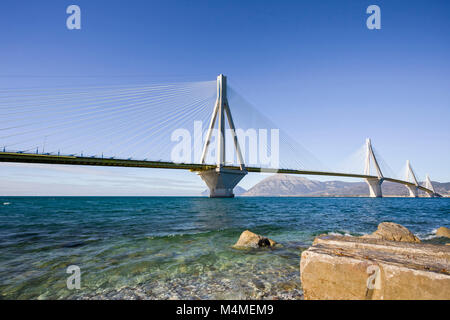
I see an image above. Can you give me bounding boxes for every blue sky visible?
[0,0,449,195]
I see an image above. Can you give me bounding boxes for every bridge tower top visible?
[405,160,419,186]
[200,74,245,170]
[425,174,436,193]
[364,138,383,179]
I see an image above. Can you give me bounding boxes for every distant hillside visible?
[242,174,450,197]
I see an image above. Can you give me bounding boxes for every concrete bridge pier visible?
[424,190,440,198]
[406,185,419,198]
[198,167,247,198]
[365,178,383,198]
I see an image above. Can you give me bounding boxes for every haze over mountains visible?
[237,174,450,197]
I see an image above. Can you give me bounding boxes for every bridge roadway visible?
[0,152,436,195]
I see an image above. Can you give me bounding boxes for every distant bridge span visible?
[0,152,439,197]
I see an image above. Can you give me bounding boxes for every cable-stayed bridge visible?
[0,74,440,198]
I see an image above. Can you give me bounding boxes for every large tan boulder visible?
[361,222,420,243]
[436,227,450,238]
[233,230,277,248]
[300,235,450,300]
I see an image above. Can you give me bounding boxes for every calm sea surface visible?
[0,197,449,300]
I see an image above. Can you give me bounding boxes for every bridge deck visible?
[0,152,436,195]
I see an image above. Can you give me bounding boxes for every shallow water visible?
[0,197,449,299]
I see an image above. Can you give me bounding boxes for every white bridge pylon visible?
[197,74,247,198]
[404,160,419,197]
[364,138,384,197]
[425,174,437,197]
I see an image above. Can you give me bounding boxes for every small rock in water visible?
[436,227,450,238]
[233,230,277,249]
[61,241,86,248]
[361,222,420,243]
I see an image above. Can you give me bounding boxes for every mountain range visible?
[237,174,450,197]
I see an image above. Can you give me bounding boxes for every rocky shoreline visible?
[300,224,450,300]
[71,226,450,300]
[231,225,450,300]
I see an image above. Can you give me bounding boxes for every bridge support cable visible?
[0,83,204,127]
[106,94,214,159]
[1,88,201,145]
[226,87,326,172]
[66,89,214,158]
[123,95,215,160]
[0,80,216,160]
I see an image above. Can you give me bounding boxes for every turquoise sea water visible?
[0,197,449,300]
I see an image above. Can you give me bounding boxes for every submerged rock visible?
[361,222,420,243]
[436,227,450,238]
[300,235,450,300]
[233,230,277,249]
